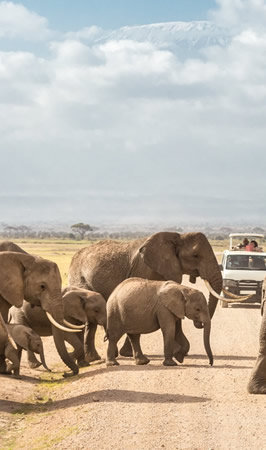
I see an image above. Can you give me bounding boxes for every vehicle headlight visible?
[223,279,237,288]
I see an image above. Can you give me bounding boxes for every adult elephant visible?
[69,231,229,362]
[0,241,79,373]
[247,292,266,394]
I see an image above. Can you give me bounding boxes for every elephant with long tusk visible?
[69,231,249,363]
[0,241,79,374]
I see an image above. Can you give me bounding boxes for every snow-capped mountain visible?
[96,21,235,56]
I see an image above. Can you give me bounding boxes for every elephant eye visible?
[40,284,46,290]
[195,307,201,312]
[193,254,198,258]
[94,307,100,313]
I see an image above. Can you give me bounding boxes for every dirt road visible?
[1,278,266,449]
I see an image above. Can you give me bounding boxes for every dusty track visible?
[1,278,266,449]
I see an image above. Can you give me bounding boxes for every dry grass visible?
[10,239,94,285]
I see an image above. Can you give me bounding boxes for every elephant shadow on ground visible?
[78,363,187,380]
[1,389,210,414]
[185,354,256,361]
[184,353,256,369]
[0,374,40,384]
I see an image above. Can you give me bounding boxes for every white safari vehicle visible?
[220,233,266,308]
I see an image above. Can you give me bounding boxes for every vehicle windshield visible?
[226,255,266,270]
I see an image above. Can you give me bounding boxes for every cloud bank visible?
[0,0,266,225]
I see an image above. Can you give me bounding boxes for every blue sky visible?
[10,1,217,29]
[1,0,266,227]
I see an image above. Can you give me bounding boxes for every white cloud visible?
[64,26,103,42]
[1,1,266,223]
[0,1,52,40]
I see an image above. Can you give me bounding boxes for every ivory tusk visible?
[204,280,251,303]
[222,289,254,300]
[63,319,85,330]
[46,312,82,333]
[8,334,18,350]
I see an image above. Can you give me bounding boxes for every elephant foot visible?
[85,351,102,363]
[135,356,150,365]
[163,358,177,366]
[78,360,90,368]
[63,370,79,378]
[247,380,266,394]
[106,360,119,367]
[174,352,185,364]
[29,361,42,369]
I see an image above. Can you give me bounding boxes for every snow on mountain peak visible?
[96,21,235,56]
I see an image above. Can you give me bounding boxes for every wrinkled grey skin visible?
[247,283,266,394]
[69,232,222,362]
[2,324,50,378]
[0,241,66,374]
[106,278,212,367]
[10,286,107,377]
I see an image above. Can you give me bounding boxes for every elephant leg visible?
[27,350,42,369]
[119,336,133,357]
[247,352,266,394]
[173,319,190,363]
[6,347,21,379]
[160,320,177,367]
[52,327,79,377]
[127,334,150,365]
[84,323,101,362]
[106,331,123,367]
[65,333,89,368]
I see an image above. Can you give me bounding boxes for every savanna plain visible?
[0,239,265,450]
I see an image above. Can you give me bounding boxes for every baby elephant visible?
[106,278,213,367]
[5,324,50,378]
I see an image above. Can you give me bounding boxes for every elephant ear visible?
[63,291,87,323]
[159,281,185,319]
[139,232,183,282]
[7,324,29,350]
[0,252,27,307]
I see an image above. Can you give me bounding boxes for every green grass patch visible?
[28,425,79,450]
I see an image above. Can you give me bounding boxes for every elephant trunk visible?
[49,292,65,325]
[39,344,51,372]
[203,319,213,366]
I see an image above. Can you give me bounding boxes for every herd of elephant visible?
[0,231,265,394]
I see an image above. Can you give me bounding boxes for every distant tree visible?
[71,223,93,240]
